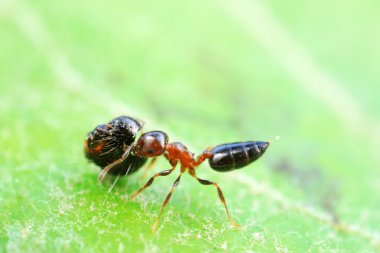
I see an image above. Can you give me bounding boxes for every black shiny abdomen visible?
[208,141,270,172]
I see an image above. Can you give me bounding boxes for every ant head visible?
[133,131,168,158]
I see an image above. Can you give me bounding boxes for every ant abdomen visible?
[208,141,270,172]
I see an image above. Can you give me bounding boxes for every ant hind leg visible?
[188,168,240,229]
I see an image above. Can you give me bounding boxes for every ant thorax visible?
[165,142,196,169]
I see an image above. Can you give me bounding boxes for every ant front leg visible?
[98,145,133,184]
[130,163,178,200]
[188,168,240,229]
[151,171,184,233]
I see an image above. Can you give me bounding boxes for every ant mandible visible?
[84,116,270,232]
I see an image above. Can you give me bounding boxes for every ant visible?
[84,116,270,232]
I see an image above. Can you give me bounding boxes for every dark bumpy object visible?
[208,141,270,172]
[84,116,147,175]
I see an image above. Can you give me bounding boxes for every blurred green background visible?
[1,0,380,252]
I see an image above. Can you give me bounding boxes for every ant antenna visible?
[135,117,145,128]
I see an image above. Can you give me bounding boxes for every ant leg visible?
[97,145,133,184]
[140,157,157,179]
[151,172,184,233]
[188,169,240,228]
[130,163,177,200]
[98,145,132,184]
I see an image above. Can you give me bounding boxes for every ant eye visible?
[134,131,168,158]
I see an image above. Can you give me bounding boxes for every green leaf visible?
[1,0,380,252]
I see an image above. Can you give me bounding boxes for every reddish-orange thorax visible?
[165,142,196,168]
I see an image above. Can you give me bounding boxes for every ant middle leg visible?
[188,168,240,228]
[130,163,177,200]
